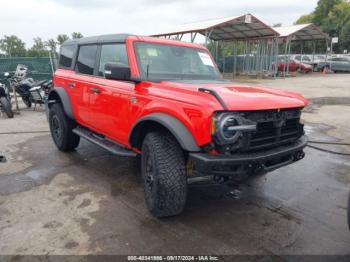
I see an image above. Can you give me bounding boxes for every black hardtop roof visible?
[62,34,134,45]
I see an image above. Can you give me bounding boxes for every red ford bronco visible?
[48,34,308,217]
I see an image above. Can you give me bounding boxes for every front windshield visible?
[134,42,222,81]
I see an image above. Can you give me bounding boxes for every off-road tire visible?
[49,103,80,152]
[0,97,14,118]
[141,131,187,218]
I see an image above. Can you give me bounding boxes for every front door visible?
[89,43,133,145]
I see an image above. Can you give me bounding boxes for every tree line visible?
[296,0,350,53]
[0,32,83,58]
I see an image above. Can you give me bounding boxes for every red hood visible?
[153,81,308,111]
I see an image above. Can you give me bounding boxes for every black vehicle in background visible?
[4,65,53,109]
[5,65,34,108]
[0,73,14,118]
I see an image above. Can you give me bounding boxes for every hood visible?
[153,80,308,111]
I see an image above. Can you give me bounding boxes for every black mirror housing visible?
[104,63,131,81]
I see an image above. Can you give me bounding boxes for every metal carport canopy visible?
[274,24,329,41]
[151,14,279,41]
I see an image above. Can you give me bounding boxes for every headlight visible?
[218,114,242,143]
[212,112,257,145]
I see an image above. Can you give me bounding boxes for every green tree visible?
[0,35,26,57]
[313,0,342,25]
[27,37,49,57]
[207,41,245,60]
[45,38,58,54]
[71,32,83,39]
[295,0,350,52]
[329,1,350,51]
[295,13,314,25]
[339,20,350,52]
[57,34,69,45]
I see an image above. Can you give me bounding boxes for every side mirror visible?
[104,63,131,81]
[4,72,10,78]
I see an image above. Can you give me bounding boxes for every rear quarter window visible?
[59,45,75,68]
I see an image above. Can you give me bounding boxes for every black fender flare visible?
[129,113,201,152]
[47,87,75,120]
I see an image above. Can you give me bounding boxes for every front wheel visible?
[141,132,187,218]
[0,97,14,118]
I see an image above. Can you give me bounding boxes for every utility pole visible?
[330,37,338,72]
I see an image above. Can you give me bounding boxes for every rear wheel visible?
[141,131,187,218]
[0,97,14,118]
[49,103,80,152]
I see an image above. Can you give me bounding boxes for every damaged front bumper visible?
[188,136,307,181]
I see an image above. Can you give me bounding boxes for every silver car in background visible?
[316,56,350,73]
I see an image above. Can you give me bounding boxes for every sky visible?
[0,0,318,47]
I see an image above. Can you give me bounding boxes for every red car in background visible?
[273,57,313,73]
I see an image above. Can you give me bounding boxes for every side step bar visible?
[73,126,137,157]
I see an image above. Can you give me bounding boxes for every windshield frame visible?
[133,41,223,82]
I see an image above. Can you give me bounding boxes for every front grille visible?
[240,108,303,152]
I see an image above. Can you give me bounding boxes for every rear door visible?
[55,44,76,116]
[345,59,350,72]
[89,43,133,144]
[330,58,343,71]
[71,44,99,128]
[338,58,350,71]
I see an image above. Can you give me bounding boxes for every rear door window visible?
[302,56,311,62]
[339,57,349,62]
[98,44,129,77]
[294,56,301,61]
[75,45,98,75]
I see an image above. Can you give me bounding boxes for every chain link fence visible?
[0,57,57,81]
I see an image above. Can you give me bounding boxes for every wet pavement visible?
[0,74,349,255]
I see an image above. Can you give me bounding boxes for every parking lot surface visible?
[0,73,349,255]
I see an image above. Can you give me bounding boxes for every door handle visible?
[68,82,75,88]
[90,87,101,94]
